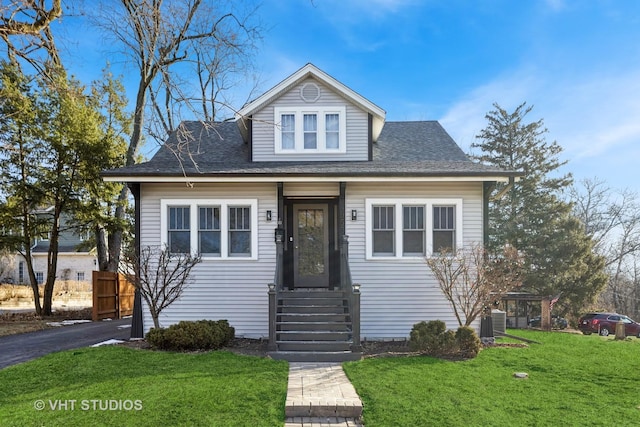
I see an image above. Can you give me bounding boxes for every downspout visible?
[128,182,144,338]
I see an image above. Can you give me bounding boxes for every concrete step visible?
[285,363,364,419]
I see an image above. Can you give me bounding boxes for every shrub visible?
[409,320,456,357]
[146,319,235,351]
[409,320,482,359]
[455,326,481,358]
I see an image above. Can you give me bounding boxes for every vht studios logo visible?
[34,399,143,411]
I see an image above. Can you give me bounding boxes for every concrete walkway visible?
[285,363,364,427]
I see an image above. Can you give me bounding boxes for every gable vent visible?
[300,82,321,103]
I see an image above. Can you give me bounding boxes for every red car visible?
[578,312,640,337]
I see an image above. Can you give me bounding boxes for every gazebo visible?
[499,292,555,330]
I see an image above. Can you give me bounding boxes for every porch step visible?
[276,341,352,352]
[276,331,352,341]
[277,313,349,323]
[272,289,360,362]
[279,305,347,314]
[269,351,362,363]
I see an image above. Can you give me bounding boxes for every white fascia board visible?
[235,63,386,121]
[103,175,515,184]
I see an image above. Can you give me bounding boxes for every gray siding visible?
[345,182,483,338]
[251,77,369,162]
[138,181,483,339]
[139,182,277,338]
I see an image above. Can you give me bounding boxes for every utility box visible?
[492,309,506,334]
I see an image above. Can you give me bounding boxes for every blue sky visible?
[59,0,640,194]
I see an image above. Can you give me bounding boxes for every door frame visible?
[283,197,339,289]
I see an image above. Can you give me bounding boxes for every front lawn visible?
[344,330,640,426]
[0,346,288,427]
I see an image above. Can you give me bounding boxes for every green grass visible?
[0,347,288,427]
[344,330,640,427]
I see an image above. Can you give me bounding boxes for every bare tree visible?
[121,245,201,329]
[90,0,261,272]
[571,178,640,317]
[0,0,63,77]
[426,244,524,326]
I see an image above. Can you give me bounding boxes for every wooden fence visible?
[92,271,136,321]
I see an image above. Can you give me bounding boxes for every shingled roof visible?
[103,120,517,180]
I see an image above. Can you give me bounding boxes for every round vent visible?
[300,82,321,103]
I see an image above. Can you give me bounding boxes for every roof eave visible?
[235,63,386,126]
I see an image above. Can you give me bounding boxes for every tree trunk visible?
[95,225,109,271]
[23,249,42,316]
[42,210,62,316]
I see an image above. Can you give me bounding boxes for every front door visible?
[293,204,329,288]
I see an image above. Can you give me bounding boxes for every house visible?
[1,208,96,285]
[103,63,519,361]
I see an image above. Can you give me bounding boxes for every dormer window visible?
[275,106,346,154]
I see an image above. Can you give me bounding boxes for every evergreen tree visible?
[472,102,607,315]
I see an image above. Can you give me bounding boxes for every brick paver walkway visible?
[284,363,363,426]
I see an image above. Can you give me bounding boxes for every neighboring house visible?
[104,64,519,361]
[1,207,96,285]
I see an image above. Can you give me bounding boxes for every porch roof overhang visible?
[103,159,523,184]
[103,171,521,184]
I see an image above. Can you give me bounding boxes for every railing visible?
[340,235,361,352]
[267,234,284,351]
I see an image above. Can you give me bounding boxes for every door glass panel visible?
[297,209,325,276]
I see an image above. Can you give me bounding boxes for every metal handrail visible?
[267,234,284,351]
[340,235,361,352]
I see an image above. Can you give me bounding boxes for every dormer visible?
[235,63,386,162]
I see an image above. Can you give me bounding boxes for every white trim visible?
[236,63,385,120]
[235,64,386,142]
[365,198,463,260]
[105,175,516,183]
[160,199,258,260]
[274,106,347,154]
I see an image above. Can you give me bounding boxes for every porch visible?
[268,234,361,362]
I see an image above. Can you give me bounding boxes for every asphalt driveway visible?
[0,318,131,370]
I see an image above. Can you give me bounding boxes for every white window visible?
[168,206,190,253]
[161,199,258,260]
[18,261,25,283]
[199,206,221,256]
[372,205,395,256]
[365,199,463,259]
[76,272,85,281]
[433,205,456,253]
[36,272,44,284]
[274,106,347,153]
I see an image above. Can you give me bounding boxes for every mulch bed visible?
[117,337,523,359]
[0,308,92,322]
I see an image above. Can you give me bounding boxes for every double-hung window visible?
[162,199,258,259]
[303,114,318,149]
[433,206,456,253]
[168,206,190,253]
[403,206,425,256]
[229,206,251,256]
[372,205,395,256]
[199,207,221,256]
[366,199,462,259]
[275,106,346,153]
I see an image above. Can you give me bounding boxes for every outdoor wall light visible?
[266,210,272,221]
[352,283,361,292]
[351,209,357,221]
